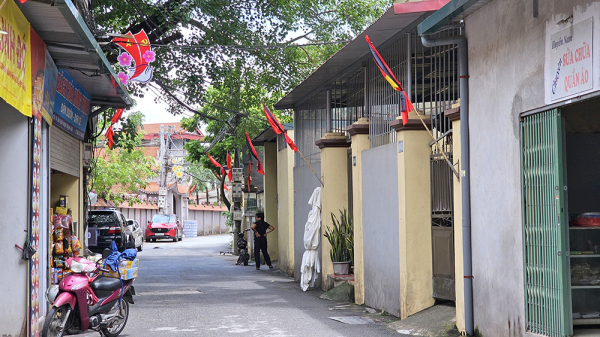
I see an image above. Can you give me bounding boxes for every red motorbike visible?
[42,256,135,337]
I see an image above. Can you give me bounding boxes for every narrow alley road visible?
[79,234,401,337]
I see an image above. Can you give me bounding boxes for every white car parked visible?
[127,219,144,251]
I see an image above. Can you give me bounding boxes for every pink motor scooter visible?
[42,256,135,337]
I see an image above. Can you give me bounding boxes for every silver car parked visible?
[127,219,144,251]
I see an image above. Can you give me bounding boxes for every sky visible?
[134,89,183,124]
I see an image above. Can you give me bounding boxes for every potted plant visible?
[324,209,353,275]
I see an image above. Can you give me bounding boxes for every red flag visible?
[261,101,298,152]
[245,132,264,175]
[188,184,196,198]
[227,151,232,182]
[207,154,225,175]
[365,35,414,126]
[248,157,253,187]
[111,108,123,124]
[105,126,114,149]
[224,184,229,191]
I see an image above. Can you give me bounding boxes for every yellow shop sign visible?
[0,0,31,117]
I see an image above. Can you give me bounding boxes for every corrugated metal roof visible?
[274,5,434,109]
[20,0,132,108]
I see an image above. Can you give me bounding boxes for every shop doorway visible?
[521,109,570,337]
[521,103,600,336]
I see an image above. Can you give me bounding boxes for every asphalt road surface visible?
[78,234,401,337]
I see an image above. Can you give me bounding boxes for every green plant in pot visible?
[324,209,353,275]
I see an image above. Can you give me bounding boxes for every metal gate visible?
[431,153,455,300]
[521,109,569,337]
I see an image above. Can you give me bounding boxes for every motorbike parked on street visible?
[234,228,252,266]
[42,254,135,337]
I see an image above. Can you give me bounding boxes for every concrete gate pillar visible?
[315,132,350,290]
[445,106,465,332]
[390,117,435,319]
[264,142,279,261]
[346,118,369,304]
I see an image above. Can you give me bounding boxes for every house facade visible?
[0,0,132,335]
[419,0,600,336]
[258,0,600,336]
[258,0,464,326]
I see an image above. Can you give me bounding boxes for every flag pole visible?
[297,148,324,187]
[410,109,460,179]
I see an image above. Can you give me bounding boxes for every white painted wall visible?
[464,1,600,335]
[0,102,30,335]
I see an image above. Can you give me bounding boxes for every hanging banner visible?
[41,51,57,125]
[52,69,91,140]
[547,18,593,101]
[30,28,45,120]
[0,0,32,116]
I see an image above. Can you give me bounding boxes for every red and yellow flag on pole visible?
[365,35,414,126]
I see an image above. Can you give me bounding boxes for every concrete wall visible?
[264,142,279,261]
[0,103,29,336]
[462,1,600,335]
[95,207,227,236]
[362,142,401,317]
[277,132,295,277]
[293,164,322,284]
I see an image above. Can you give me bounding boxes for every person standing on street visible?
[252,212,274,270]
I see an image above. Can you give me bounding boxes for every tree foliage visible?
[93,0,388,115]
[91,111,156,205]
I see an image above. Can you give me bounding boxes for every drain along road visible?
[79,234,401,337]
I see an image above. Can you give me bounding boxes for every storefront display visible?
[50,206,81,284]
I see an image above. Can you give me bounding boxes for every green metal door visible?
[521,109,570,337]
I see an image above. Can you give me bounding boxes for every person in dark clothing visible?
[251,212,274,270]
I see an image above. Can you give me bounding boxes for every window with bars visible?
[367,28,460,150]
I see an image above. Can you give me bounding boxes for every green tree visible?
[93,0,388,114]
[91,111,157,205]
[187,163,218,205]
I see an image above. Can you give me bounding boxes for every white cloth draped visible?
[300,187,321,291]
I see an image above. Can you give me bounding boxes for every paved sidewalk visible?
[388,303,458,336]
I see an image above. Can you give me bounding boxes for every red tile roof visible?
[140,122,203,141]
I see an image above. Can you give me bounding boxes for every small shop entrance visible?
[521,98,600,336]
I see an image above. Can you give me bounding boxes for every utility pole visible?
[158,125,170,214]
[231,112,243,255]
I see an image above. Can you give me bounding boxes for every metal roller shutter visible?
[50,127,80,177]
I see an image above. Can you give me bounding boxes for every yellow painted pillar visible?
[391,118,435,319]
[347,118,369,304]
[316,132,350,289]
[446,107,465,332]
[277,131,295,277]
[264,142,279,261]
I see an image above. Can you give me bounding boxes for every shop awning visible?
[20,0,133,109]
[417,0,493,35]
[274,1,447,110]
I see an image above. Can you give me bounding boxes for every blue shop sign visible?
[52,70,91,140]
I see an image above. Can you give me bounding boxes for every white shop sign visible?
[548,18,593,101]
